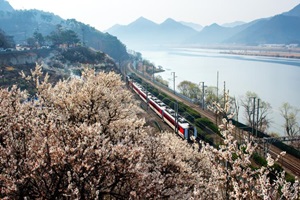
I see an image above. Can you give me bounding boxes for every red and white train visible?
[127,76,191,139]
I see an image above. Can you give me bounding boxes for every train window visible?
[158,103,165,106]
[178,118,188,123]
[169,111,175,116]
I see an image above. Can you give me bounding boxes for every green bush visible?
[252,152,267,167]
[157,94,166,100]
[195,118,219,134]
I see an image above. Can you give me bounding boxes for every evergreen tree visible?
[0,29,15,48]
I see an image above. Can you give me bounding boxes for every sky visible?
[7,0,300,31]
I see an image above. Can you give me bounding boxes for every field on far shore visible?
[220,50,300,59]
[215,46,300,59]
[180,45,300,59]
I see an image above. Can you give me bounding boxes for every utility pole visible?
[146,83,149,110]
[215,71,219,125]
[256,98,260,137]
[202,82,205,110]
[217,71,219,103]
[152,66,154,82]
[199,82,204,109]
[174,100,179,135]
[223,81,226,109]
[248,96,256,141]
[252,97,256,139]
[171,72,176,94]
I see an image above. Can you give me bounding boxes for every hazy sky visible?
[7,0,300,31]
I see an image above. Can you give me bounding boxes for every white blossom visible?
[0,64,299,199]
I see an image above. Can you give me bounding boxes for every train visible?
[127,75,195,139]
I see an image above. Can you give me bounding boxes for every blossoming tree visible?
[0,64,299,199]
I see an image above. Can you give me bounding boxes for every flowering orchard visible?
[0,64,299,199]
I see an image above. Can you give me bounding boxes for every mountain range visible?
[1,0,300,54]
[0,0,14,12]
[106,17,199,49]
[107,4,300,49]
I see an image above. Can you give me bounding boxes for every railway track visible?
[126,65,218,123]
[268,145,300,177]
[126,63,300,177]
[138,100,174,133]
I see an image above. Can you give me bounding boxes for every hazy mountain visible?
[186,3,300,45]
[106,17,158,48]
[185,22,251,45]
[226,15,300,45]
[0,9,63,43]
[222,21,245,27]
[107,17,198,49]
[185,23,227,44]
[225,4,300,45]
[104,24,123,33]
[157,18,199,43]
[179,21,203,31]
[282,3,300,17]
[0,0,14,12]
[0,2,128,61]
[108,3,300,48]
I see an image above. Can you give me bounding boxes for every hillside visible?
[0,3,128,61]
[0,46,118,93]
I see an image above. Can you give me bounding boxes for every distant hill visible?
[0,2,128,61]
[188,4,300,45]
[106,17,158,49]
[282,3,300,17]
[226,15,300,45]
[179,21,203,31]
[185,23,251,45]
[107,17,198,49]
[222,21,245,28]
[185,23,225,44]
[157,18,199,44]
[0,0,14,12]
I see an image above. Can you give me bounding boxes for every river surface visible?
[139,47,300,135]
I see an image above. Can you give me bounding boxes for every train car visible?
[162,108,190,138]
[130,81,147,102]
[129,79,166,117]
[148,98,166,118]
[127,76,191,139]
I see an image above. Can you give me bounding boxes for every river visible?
[138,47,300,136]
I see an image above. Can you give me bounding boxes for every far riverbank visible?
[220,50,300,59]
[174,45,300,59]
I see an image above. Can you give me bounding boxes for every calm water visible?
[139,48,300,135]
